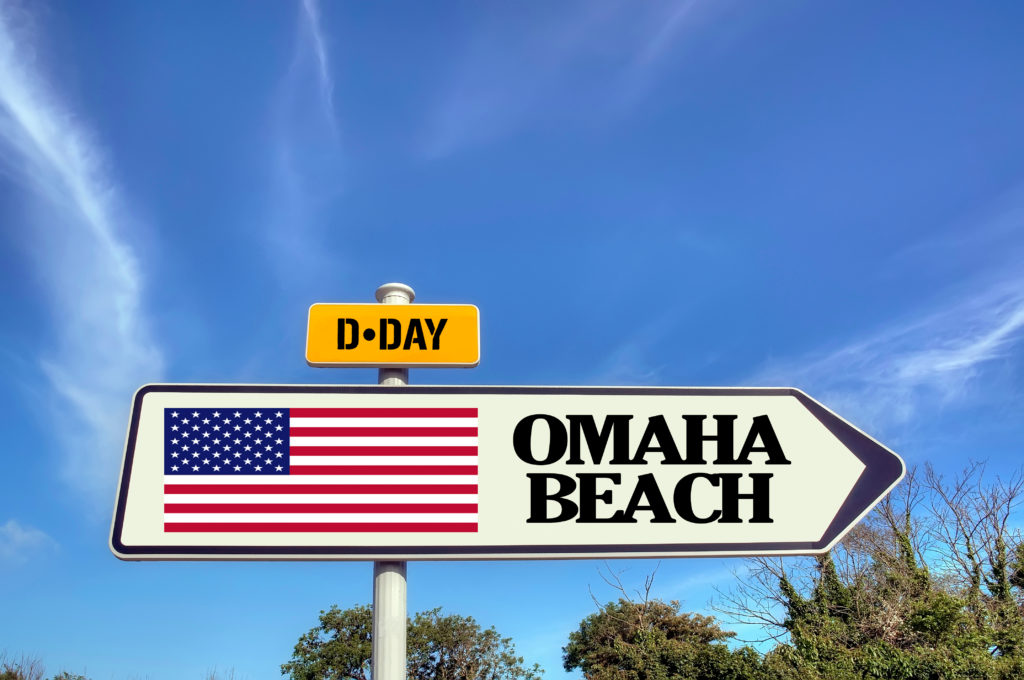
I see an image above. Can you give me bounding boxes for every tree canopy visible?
[281,605,541,680]
[563,596,764,680]
[565,463,1024,680]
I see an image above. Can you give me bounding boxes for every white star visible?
[213,438,221,444]
[182,444,190,451]
[275,452,283,458]
[192,411,199,418]
[244,432,252,438]
[244,458,252,465]
[254,465,262,471]
[233,411,241,417]
[255,452,262,458]
[234,438,241,444]
[192,425,200,431]
[244,445,252,451]
[234,465,241,471]
[171,438,179,444]
[254,411,262,418]
[254,425,262,432]
[275,425,283,431]
[202,418,210,425]
[213,425,221,431]
[192,465,199,471]
[234,425,241,431]
[275,465,283,471]
[192,452,199,458]
[171,465,179,471]
[192,438,199,444]
[265,418,272,425]
[275,438,282,444]
[275,411,282,418]
[212,452,220,458]
[202,431,210,438]
[171,425,179,431]
[244,418,252,424]
[202,458,210,465]
[181,417,190,425]
[212,411,220,418]
[213,465,221,471]
[171,411,179,418]
[203,445,210,452]
[171,452,178,458]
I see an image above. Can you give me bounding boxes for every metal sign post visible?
[373,283,413,680]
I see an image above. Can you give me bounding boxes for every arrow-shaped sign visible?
[111,385,903,560]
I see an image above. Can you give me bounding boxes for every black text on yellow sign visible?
[306,303,480,367]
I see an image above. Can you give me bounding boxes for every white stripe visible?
[164,475,479,485]
[289,455,477,467]
[290,417,477,428]
[164,513,478,523]
[163,494,477,504]
[291,436,478,447]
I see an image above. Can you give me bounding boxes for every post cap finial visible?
[375,283,415,304]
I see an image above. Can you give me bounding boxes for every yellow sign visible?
[306,303,480,367]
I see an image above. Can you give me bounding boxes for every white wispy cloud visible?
[0,519,56,566]
[633,0,702,68]
[588,314,675,385]
[421,0,727,158]
[262,0,344,292]
[0,4,162,504]
[747,280,1024,435]
[665,562,752,595]
[300,0,337,138]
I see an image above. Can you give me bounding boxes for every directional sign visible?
[110,385,903,561]
[306,304,479,368]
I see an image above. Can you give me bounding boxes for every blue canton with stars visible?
[164,408,290,475]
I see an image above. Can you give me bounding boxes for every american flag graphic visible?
[163,407,478,533]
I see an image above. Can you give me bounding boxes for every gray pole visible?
[372,282,413,680]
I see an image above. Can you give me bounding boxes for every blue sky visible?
[2,0,1024,677]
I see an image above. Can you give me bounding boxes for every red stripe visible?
[164,484,478,494]
[165,522,479,533]
[290,408,477,418]
[290,446,477,456]
[165,503,478,513]
[290,427,477,437]
[289,465,477,475]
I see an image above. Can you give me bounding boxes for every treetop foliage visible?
[718,463,1024,678]
[281,604,541,680]
[558,463,1024,680]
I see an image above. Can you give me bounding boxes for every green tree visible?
[0,654,91,680]
[0,653,43,680]
[563,568,766,680]
[282,605,541,680]
[408,608,541,680]
[282,604,374,680]
[716,463,1024,679]
[564,597,736,680]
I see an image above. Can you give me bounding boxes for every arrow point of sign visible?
[789,389,906,551]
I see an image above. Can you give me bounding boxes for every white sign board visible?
[111,385,903,560]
